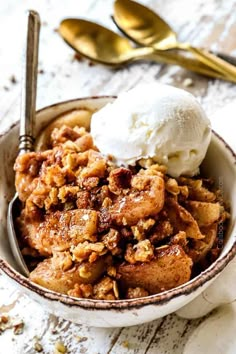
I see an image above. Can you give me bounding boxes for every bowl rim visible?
[0,96,236,310]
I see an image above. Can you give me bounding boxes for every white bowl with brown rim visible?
[0,96,235,327]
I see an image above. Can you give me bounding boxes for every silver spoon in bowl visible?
[7,10,40,277]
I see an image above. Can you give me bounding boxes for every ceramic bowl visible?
[0,97,235,328]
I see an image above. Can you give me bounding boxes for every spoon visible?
[59,19,235,82]
[7,10,40,277]
[113,0,236,80]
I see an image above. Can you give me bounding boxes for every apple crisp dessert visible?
[14,124,229,300]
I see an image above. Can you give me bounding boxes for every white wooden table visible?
[0,0,236,353]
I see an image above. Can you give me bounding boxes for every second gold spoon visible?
[113,0,236,80]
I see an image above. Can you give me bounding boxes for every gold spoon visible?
[113,0,236,80]
[59,19,235,82]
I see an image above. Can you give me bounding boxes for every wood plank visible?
[108,319,165,353]
[146,315,203,354]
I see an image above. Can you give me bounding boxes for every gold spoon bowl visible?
[60,19,133,65]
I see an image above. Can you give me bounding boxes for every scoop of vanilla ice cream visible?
[90,84,211,177]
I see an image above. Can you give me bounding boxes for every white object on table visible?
[184,302,236,354]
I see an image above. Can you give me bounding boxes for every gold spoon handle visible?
[178,43,236,80]
[132,47,235,82]
[211,51,236,67]
[155,54,230,81]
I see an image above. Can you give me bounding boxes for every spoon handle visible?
[183,45,236,81]
[212,51,236,67]
[19,10,40,154]
[132,47,236,82]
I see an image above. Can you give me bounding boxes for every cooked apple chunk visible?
[184,201,220,227]
[30,254,111,294]
[24,209,98,256]
[189,223,218,262]
[166,198,204,239]
[118,245,193,294]
[110,174,165,226]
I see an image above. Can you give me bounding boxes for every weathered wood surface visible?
[0,0,235,353]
